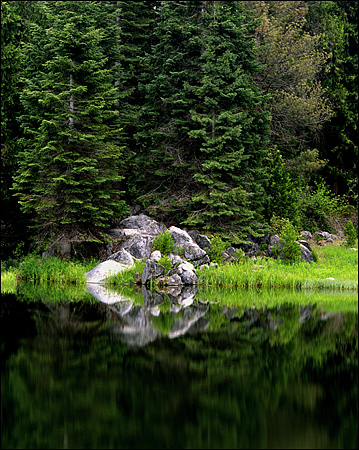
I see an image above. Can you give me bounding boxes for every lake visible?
[1,283,358,449]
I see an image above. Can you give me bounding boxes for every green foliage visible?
[306,0,358,204]
[344,220,357,248]
[311,248,319,263]
[244,1,332,156]
[158,256,172,274]
[132,1,271,233]
[12,1,128,245]
[265,147,301,227]
[207,235,227,264]
[300,181,350,233]
[280,223,301,264]
[152,230,176,255]
[270,215,292,236]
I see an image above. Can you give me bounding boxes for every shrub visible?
[280,223,301,264]
[270,215,292,236]
[152,230,176,255]
[207,235,227,263]
[158,256,172,273]
[344,220,357,248]
[300,181,350,234]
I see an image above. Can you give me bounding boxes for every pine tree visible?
[12,1,128,247]
[264,147,301,228]
[185,1,271,235]
[132,1,271,236]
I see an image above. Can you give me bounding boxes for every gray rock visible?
[300,244,314,262]
[108,249,134,265]
[300,231,312,239]
[177,262,198,285]
[269,235,281,247]
[85,260,130,284]
[164,273,182,286]
[314,231,331,239]
[118,214,166,235]
[182,242,207,261]
[238,242,260,257]
[150,250,162,262]
[141,259,165,285]
[192,254,210,266]
[298,240,312,252]
[268,235,282,256]
[121,234,155,259]
[169,226,208,261]
[188,230,211,250]
[170,254,183,265]
[169,226,193,245]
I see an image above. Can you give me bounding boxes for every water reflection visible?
[1,284,358,449]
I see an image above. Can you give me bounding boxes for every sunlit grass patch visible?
[1,270,18,294]
[197,244,358,290]
[105,260,146,285]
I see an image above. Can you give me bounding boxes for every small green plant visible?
[271,244,280,259]
[270,215,292,236]
[233,248,245,261]
[260,243,268,253]
[311,248,319,263]
[280,223,301,264]
[208,235,227,264]
[152,230,176,255]
[344,220,357,248]
[158,255,172,273]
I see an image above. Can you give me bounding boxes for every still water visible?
[1,283,358,449]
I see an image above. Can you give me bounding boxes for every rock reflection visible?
[89,285,210,346]
[86,283,134,305]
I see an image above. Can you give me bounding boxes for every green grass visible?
[197,244,358,290]
[105,260,146,285]
[1,255,100,289]
[1,242,357,294]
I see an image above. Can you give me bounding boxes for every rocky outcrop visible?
[169,226,210,264]
[141,260,166,285]
[83,213,332,285]
[117,214,167,235]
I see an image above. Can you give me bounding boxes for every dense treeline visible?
[1,0,358,258]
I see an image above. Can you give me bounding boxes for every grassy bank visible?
[1,242,358,293]
[197,244,358,290]
[1,255,98,292]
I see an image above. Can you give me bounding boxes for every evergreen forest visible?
[1,0,358,258]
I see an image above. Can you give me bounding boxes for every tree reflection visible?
[1,291,358,449]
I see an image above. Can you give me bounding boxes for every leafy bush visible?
[270,215,292,236]
[344,220,357,247]
[300,181,350,233]
[280,223,301,264]
[207,235,227,263]
[152,230,176,255]
[158,256,172,273]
